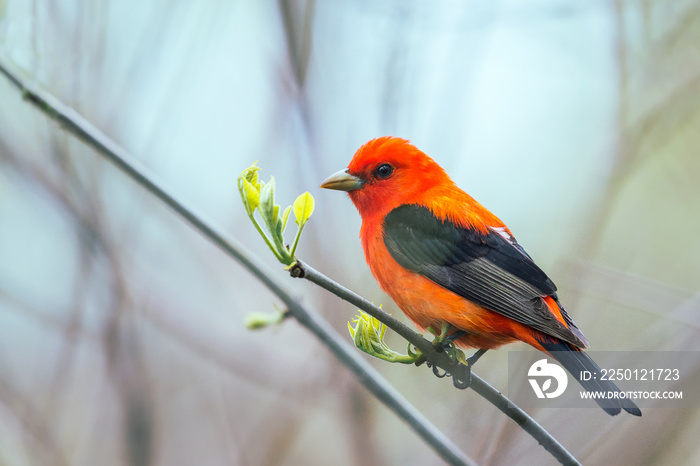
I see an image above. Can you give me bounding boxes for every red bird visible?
[321,137,640,416]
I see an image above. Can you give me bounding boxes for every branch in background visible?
[0,58,580,466]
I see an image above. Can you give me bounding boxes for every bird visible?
[320,136,641,416]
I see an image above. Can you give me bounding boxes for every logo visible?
[528,359,568,399]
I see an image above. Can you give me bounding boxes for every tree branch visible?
[295,262,580,466]
[0,58,475,466]
[0,58,580,466]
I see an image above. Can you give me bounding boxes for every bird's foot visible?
[425,338,488,390]
[428,323,470,364]
[450,349,488,389]
[465,348,487,367]
[429,323,465,350]
[428,322,452,348]
[426,358,473,389]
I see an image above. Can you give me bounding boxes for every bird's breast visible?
[360,220,522,349]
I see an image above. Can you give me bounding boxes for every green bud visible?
[242,162,260,185]
[281,205,292,232]
[293,191,315,226]
[348,311,419,364]
[259,177,277,231]
[239,178,260,214]
[245,310,287,330]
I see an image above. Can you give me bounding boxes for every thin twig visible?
[0,58,580,466]
[0,58,475,466]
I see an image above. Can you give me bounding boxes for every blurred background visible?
[1,0,699,465]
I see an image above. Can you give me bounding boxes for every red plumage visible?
[321,137,640,416]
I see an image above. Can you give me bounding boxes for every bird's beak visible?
[320,169,364,192]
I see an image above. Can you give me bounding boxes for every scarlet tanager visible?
[321,137,641,416]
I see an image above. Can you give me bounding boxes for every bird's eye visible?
[375,163,394,179]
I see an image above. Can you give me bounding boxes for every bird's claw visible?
[429,322,452,349]
[427,362,449,378]
[430,324,466,359]
[426,360,473,389]
[452,349,486,388]
[433,336,469,366]
[465,348,487,367]
[451,364,472,389]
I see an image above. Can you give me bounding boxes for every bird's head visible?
[321,137,453,220]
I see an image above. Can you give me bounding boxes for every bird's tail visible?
[538,338,642,416]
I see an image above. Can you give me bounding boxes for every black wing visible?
[383,204,587,348]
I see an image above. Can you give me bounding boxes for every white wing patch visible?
[490,226,515,244]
